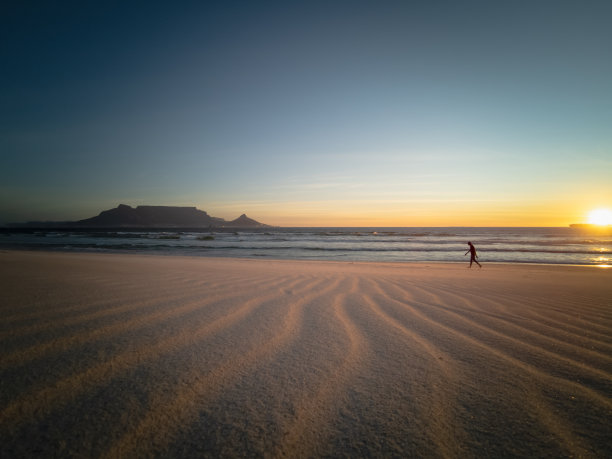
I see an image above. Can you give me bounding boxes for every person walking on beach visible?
[465,241,482,268]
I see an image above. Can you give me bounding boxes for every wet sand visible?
[1,250,611,457]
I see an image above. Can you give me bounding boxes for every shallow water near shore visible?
[2,226,611,265]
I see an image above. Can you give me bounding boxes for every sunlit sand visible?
[1,251,610,457]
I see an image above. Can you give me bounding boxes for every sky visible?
[1,0,611,226]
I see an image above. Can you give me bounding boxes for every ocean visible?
[2,227,611,266]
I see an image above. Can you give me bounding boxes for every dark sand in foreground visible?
[1,251,611,457]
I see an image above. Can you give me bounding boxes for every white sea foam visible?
[1,227,611,265]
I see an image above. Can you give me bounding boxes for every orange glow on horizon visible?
[211,199,609,227]
[244,205,581,227]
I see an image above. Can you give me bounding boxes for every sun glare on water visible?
[587,208,612,226]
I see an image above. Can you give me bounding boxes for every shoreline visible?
[1,250,611,457]
[1,247,609,268]
[2,225,610,267]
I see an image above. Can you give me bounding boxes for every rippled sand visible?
[1,251,611,457]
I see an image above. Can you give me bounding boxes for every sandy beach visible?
[1,250,610,458]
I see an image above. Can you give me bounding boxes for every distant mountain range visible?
[8,204,269,228]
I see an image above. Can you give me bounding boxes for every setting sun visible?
[587,208,612,226]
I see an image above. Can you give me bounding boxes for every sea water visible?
[2,227,611,266]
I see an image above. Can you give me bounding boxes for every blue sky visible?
[1,1,611,225]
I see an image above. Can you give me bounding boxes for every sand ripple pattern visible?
[1,252,611,458]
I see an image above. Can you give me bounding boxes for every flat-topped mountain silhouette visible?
[10,204,269,228]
